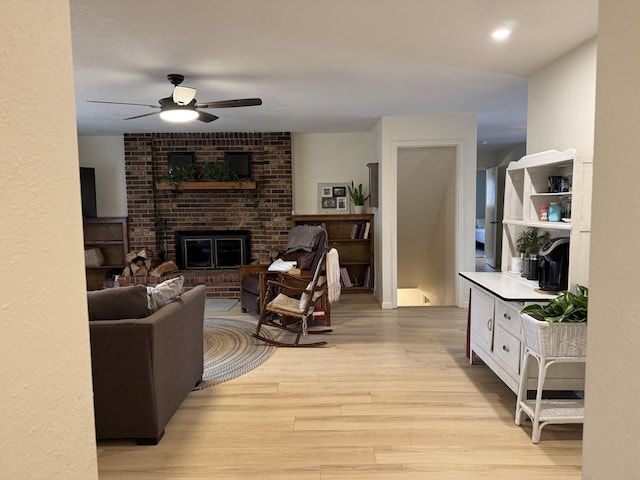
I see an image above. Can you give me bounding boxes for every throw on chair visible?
[253,250,336,347]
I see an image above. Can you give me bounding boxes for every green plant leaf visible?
[520,285,588,323]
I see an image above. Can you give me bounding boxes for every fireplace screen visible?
[184,239,213,268]
[176,231,249,269]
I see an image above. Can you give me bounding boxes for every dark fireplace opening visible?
[175,231,250,270]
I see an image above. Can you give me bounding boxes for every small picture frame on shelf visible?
[332,186,346,197]
[317,182,349,214]
[321,197,337,209]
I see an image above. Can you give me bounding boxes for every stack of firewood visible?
[122,248,178,278]
[123,249,153,277]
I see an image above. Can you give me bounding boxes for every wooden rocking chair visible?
[253,251,332,347]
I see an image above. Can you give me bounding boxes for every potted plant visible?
[347,181,370,213]
[519,285,588,358]
[515,227,550,279]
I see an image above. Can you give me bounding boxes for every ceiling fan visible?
[88,73,262,123]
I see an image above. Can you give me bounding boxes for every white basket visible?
[520,313,587,358]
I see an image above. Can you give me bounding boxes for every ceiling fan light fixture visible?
[173,86,197,105]
[160,108,199,122]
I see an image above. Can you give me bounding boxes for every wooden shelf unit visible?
[83,217,128,290]
[292,214,374,294]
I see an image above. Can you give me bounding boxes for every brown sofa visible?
[88,284,206,444]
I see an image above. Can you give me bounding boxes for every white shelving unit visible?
[501,148,593,289]
[463,148,592,397]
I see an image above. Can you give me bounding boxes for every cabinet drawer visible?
[494,326,521,376]
[495,300,522,338]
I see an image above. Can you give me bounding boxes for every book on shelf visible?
[363,265,371,288]
[350,223,359,239]
[312,307,325,316]
[340,266,353,287]
[363,222,370,240]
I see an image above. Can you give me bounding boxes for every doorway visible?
[396,146,457,306]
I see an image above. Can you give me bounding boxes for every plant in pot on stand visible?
[515,285,588,443]
[347,181,370,214]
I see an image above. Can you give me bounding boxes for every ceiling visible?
[71,0,598,150]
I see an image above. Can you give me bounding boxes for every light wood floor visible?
[96,295,582,479]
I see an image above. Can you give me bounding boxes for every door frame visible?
[390,139,468,308]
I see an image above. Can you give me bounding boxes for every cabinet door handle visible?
[487,319,492,331]
[502,345,510,352]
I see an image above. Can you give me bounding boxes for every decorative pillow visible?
[299,282,314,312]
[146,275,184,312]
[84,248,105,267]
[87,285,150,320]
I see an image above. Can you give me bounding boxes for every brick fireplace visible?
[123,132,293,298]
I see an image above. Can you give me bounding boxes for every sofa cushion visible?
[87,285,151,321]
[146,275,184,312]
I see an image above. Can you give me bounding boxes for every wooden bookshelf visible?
[83,217,128,290]
[292,214,374,293]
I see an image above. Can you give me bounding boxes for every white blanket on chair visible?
[326,248,341,304]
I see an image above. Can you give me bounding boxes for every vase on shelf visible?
[352,205,365,214]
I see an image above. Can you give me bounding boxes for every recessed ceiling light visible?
[492,28,511,41]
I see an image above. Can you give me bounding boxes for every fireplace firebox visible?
[175,231,250,270]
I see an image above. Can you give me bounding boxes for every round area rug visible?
[193,317,276,390]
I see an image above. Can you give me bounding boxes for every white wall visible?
[78,135,127,217]
[292,133,373,214]
[377,115,477,308]
[582,1,640,477]
[527,38,596,289]
[527,38,597,155]
[1,2,98,478]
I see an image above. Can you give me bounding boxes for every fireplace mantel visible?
[155,181,256,190]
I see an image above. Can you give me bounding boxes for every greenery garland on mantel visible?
[156,162,256,191]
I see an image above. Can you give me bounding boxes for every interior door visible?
[484,166,501,268]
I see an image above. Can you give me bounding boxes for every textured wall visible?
[0,1,98,478]
[582,1,640,477]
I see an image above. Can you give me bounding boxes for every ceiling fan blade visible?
[196,98,262,109]
[123,112,160,120]
[88,100,160,109]
[197,111,219,123]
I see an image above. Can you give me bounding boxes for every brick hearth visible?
[123,132,293,298]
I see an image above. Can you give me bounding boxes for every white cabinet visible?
[464,148,591,395]
[469,285,524,392]
[500,148,593,288]
[469,286,494,352]
[467,282,585,394]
